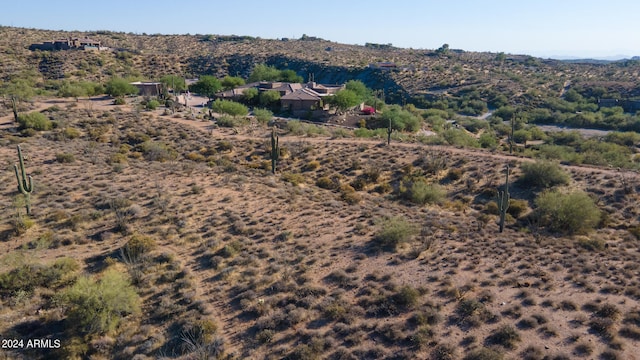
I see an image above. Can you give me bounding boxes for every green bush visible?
[145,99,160,110]
[486,325,521,349]
[393,286,421,309]
[405,181,445,205]
[122,233,156,263]
[282,172,305,186]
[62,127,81,139]
[211,99,248,117]
[138,141,177,162]
[18,111,53,131]
[216,115,239,128]
[442,128,479,147]
[519,161,570,188]
[507,199,529,218]
[374,216,418,251]
[535,189,601,235]
[55,152,76,163]
[0,258,78,296]
[463,347,503,360]
[253,108,273,124]
[316,176,338,190]
[60,268,140,335]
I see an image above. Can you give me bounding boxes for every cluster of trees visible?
[248,64,303,83]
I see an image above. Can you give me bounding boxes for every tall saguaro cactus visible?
[14,145,34,215]
[271,127,279,174]
[497,164,510,233]
[387,116,393,145]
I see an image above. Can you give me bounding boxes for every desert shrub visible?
[138,141,177,162]
[62,127,81,139]
[413,151,448,175]
[216,140,234,152]
[122,233,156,263]
[479,132,498,149]
[60,268,141,335]
[304,160,320,171]
[216,114,239,127]
[577,237,606,251]
[10,210,34,235]
[446,168,463,181]
[185,151,206,162]
[455,298,496,328]
[432,343,456,360]
[253,108,273,124]
[485,201,500,215]
[18,111,52,131]
[211,99,248,117]
[0,258,78,296]
[486,325,521,349]
[316,176,338,190]
[374,216,418,251]
[507,199,529,218]
[535,190,601,235]
[282,172,305,186]
[143,99,159,110]
[393,285,421,309]
[286,120,329,136]
[55,152,75,163]
[113,97,126,105]
[463,347,503,360]
[442,128,479,147]
[340,187,362,204]
[404,180,445,205]
[519,161,570,188]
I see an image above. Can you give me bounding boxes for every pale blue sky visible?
[2,0,639,59]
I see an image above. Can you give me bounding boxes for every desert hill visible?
[2,26,640,105]
[1,26,640,359]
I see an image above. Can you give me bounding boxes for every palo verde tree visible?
[221,75,246,90]
[189,75,222,100]
[248,64,303,83]
[210,99,248,117]
[345,80,372,102]
[105,78,139,98]
[330,89,361,113]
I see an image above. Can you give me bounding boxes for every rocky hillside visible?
[2,26,640,105]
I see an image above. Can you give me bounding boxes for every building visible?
[281,88,324,112]
[130,82,163,97]
[29,37,103,51]
[215,80,345,117]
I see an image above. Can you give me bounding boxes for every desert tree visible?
[189,75,222,100]
[105,78,139,98]
[330,89,360,113]
[221,75,245,90]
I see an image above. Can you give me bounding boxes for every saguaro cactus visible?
[271,127,279,174]
[14,145,34,215]
[387,117,393,145]
[497,164,510,233]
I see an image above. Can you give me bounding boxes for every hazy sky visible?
[2,0,639,59]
